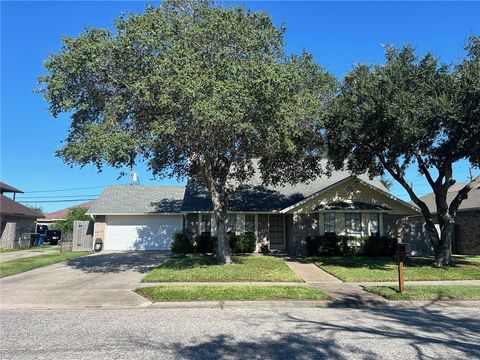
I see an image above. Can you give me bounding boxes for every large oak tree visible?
[39,0,335,263]
[326,36,480,266]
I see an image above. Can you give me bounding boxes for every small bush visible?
[306,236,321,256]
[171,232,194,254]
[230,233,256,253]
[195,233,217,253]
[363,235,396,257]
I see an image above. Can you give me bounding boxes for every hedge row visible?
[171,232,256,254]
[306,234,396,257]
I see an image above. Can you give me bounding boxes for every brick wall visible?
[456,210,480,255]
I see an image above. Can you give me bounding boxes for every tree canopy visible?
[39,0,336,263]
[326,36,480,266]
[50,208,91,232]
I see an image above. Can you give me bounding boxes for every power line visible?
[15,194,100,199]
[23,185,108,193]
[18,199,95,203]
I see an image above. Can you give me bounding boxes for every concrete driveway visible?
[0,251,170,310]
[0,245,60,262]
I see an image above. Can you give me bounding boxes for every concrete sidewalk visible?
[0,246,60,263]
[283,257,342,283]
[354,280,480,286]
[282,257,389,305]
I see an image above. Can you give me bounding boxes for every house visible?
[414,184,480,255]
[0,182,43,248]
[87,167,419,254]
[37,200,96,226]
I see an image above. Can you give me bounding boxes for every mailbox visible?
[397,243,407,254]
[396,243,411,255]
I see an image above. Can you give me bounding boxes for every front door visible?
[269,214,285,250]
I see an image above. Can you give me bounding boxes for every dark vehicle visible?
[36,225,62,245]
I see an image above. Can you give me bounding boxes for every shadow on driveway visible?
[65,251,170,274]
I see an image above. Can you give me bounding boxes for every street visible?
[1,305,479,360]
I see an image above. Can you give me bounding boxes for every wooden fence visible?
[60,221,94,252]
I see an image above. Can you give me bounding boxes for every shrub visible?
[230,233,256,253]
[171,232,194,253]
[195,233,217,253]
[306,236,321,256]
[308,234,368,256]
[363,235,396,257]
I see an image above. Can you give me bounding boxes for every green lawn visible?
[0,252,90,278]
[0,248,20,253]
[309,255,480,282]
[136,285,329,301]
[365,285,480,301]
[143,254,302,282]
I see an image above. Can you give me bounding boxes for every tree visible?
[39,0,335,263]
[326,36,480,266]
[26,205,45,216]
[50,208,91,232]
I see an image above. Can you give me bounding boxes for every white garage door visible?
[105,215,183,250]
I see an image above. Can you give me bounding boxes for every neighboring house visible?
[413,184,480,255]
[0,182,42,248]
[37,200,96,226]
[87,166,419,254]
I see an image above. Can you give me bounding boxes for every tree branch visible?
[448,174,480,217]
[415,153,436,189]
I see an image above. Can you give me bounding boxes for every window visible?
[226,214,237,234]
[245,214,255,234]
[269,215,284,245]
[370,213,380,236]
[186,214,199,235]
[324,213,336,234]
[200,214,211,234]
[345,213,362,235]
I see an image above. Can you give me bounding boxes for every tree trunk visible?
[210,186,232,264]
[434,212,454,267]
[214,207,232,264]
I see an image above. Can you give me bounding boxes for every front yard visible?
[365,285,480,301]
[309,255,480,282]
[0,252,90,278]
[137,285,329,301]
[143,254,302,282]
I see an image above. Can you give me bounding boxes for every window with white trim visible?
[345,213,362,235]
[370,213,380,236]
[324,213,336,234]
[245,214,255,234]
[226,214,236,234]
[200,214,211,234]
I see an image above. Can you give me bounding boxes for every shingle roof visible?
[87,185,186,215]
[88,168,389,215]
[0,182,23,194]
[0,194,43,218]
[41,200,96,220]
[418,183,480,213]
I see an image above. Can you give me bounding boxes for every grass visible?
[142,254,302,282]
[308,255,480,282]
[365,285,480,301]
[0,248,21,253]
[0,252,90,278]
[136,285,330,302]
[0,245,57,253]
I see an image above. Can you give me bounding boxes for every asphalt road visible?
[1,305,479,360]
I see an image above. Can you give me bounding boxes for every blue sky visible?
[1,1,479,213]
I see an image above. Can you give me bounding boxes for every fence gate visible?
[72,220,94,251]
